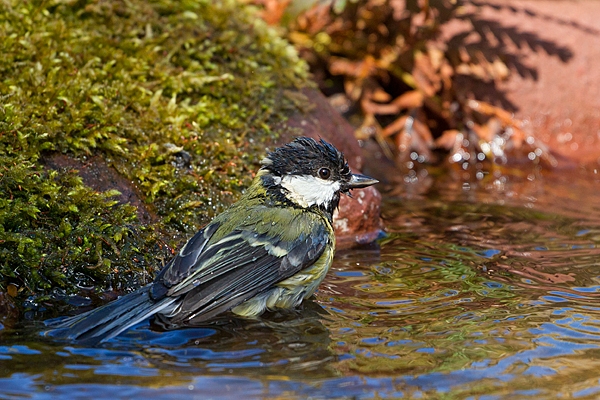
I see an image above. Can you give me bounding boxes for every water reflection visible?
[3,169,600,398]
[1,303,337,386]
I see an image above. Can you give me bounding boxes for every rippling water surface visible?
[2,169,600,399]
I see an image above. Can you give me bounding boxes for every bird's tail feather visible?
[45,285,176,345]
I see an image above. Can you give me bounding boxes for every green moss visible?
[0,0,309,313]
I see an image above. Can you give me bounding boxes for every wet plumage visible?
[45,137,378,344]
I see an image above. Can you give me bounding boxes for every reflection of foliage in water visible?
[320,243,536,377]
[314,173,600,395]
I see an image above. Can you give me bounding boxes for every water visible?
[2,168,600,399]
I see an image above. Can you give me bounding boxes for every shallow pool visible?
[2,168,600,399]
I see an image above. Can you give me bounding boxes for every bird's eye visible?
[318,167,331,179]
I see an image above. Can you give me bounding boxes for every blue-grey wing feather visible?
[150,222,220,299]
[159,222,330,323]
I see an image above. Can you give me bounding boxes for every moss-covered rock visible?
[0,0,310,317]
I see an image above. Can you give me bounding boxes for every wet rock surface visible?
[42,154,156,225]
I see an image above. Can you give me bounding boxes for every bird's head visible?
[260,137,378,214]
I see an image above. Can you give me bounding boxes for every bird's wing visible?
[150,207,331,322]
[150,222,220,300]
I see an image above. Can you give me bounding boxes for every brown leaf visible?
[371,87,391,103]
[330,55,377,79]
[472,120,495,142]
[435,129,460,150]
[428,47,445,71]
[412,116,434,147]
[440,62,454,81]
[492,58,510,80]
[413,52,440,96]
[411,10,428,30]
[296,3,332,34]
[389,0,409,20]
[467,99,513,124]
[344,79,362,102]
[361,98,401,115]
[510,126,526,149]
[382,114,410,137]
[252,0,291,25]
[391,90,424,110]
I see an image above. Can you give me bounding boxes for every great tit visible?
[46,137,378,343]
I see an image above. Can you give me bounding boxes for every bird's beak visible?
[348,173,379,189]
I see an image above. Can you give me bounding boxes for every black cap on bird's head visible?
[262,137,349,180]
[260,137,378,214]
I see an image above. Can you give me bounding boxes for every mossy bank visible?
[0,0,310,320]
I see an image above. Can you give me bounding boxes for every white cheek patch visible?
[280,175,340,208]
